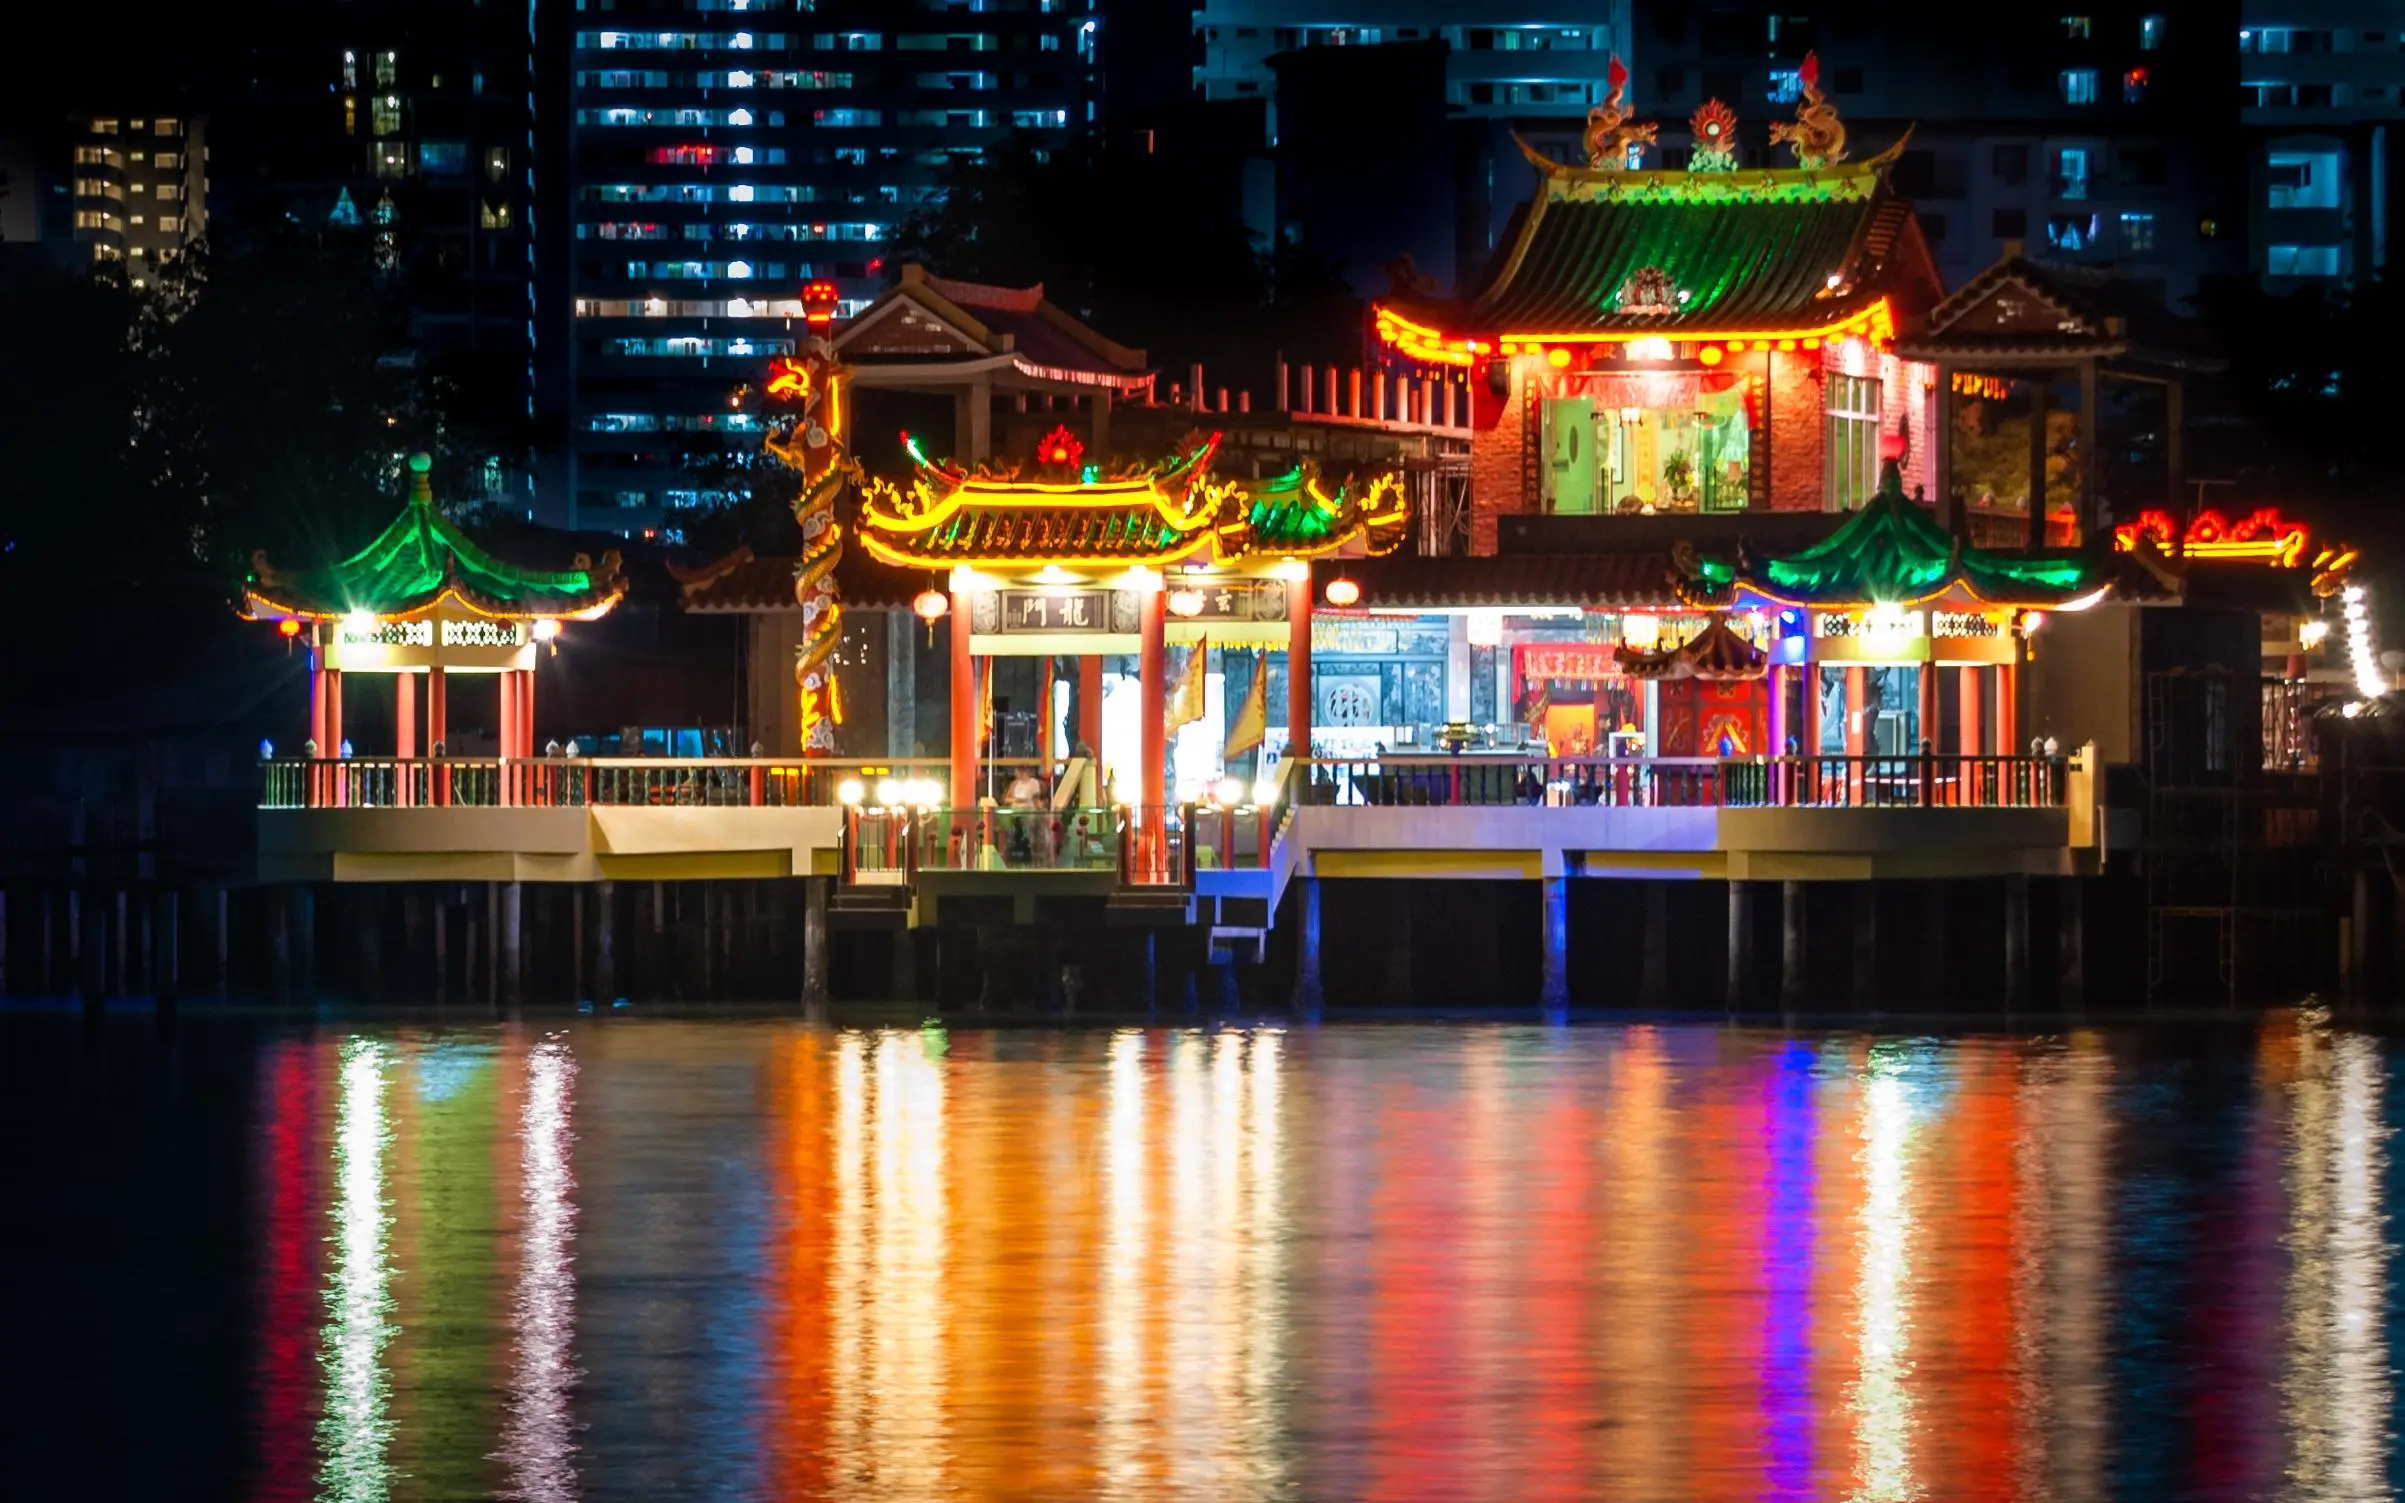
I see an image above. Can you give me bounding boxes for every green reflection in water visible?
[319,1038,397,1503]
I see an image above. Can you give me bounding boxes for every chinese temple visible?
[242,453,625,781]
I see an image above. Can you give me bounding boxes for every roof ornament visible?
[1583,56,1657,169]
[1769,52,1848,169]
[1614,266,1682,316]
[1688,99,1740,172]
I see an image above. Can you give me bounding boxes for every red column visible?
[498,669,518,805]
[1917,660,1938,750]
[1799,661,1821,757]
[1843,667,1866,755]
[1078,655,1104,763]
[308,663,328,754]
[427,667,449,804]
[324,669,345,757]
[1998,660,2020,755]
[427,667,448,751]
[1139,584,1167,815]
[522,667,537,756]
[1287,577,1313,767]
[1958,664,1984,756]
[395,674,417,759]
[949,592,977,809]
[1765,663,1790,801]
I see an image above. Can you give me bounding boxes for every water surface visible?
[7,1012,2402,1501]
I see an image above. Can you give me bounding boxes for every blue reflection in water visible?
[1761,1042,1817,1500]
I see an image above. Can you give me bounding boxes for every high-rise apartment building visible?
[2239,6,2397,286]
[69,113,207,286]
[559,0,1099,532]
[1193,4,1633,140]
[221,0,540,493]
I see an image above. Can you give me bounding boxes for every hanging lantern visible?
[913,588,949,622]
[1167,587,1206,618]
[1324,577,1361,608]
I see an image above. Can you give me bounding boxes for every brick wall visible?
[1468,360,1533,555]
[1765,349,1824,513]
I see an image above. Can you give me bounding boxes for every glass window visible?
[2267,243,2341,277]
[2120,211,2157,251]
[2267,150,2343,209]
[1769,68,1802,104]
[374,50,396,86]
[2123,67,2149,104]
[2059,69,2097,104]
[2061,15,2091,39]
[372,95,401,134]
[2140,14,2166,49]
[1825,374,1881,512]
[90,118,118,135]
[2056,147,2089,197]
[154,118,179,136]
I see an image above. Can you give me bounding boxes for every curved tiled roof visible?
[245,457,625,621]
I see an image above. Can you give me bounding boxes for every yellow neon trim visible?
[1375,299,1897,356]
[860,532,1216,571]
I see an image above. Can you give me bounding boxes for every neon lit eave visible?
[1372,298,1897,363]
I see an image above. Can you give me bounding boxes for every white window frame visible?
[1825,374,1882,512]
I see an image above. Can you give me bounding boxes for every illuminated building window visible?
[342,49,357,89]
[2141,14,2166,48]
[1824,374,1882,512]
[1769,68,1801,104]
[373,94,401,134]
[487,147,509,182]
[90,118,119,135]
[2059,68,2097,104]
[154,118,179,136]
[2061,15,2091,39]
[374,50,396,86]
[2119,211,2157,251]
[2267,243,2341,277]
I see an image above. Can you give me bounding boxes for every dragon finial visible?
[1583,55,1658,169]
[1688,99,1740,172]
[1768,52,1848,169]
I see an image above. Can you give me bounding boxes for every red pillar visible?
[1078,655,1104,762]
[499,668,518,767]
[395,673,417,759]
[427,667,448,752]
[1139,584,1167,814]
[308,663,328,754]
[1958,664,1984,757]
[1999,660,2020,755]
[1799,660,1821,757]
[1767,663,1790,755]
[1917,659,1938,751]
[521,667,537,756]
[949,592,977,808]
[1843,666,1866,755]
[1287,577,1313,767]
[324,669,345,756]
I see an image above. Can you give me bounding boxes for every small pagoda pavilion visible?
[856,425,1409,812]
[244,454,626,781]
[1701,459,2112,761]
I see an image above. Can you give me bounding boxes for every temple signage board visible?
[1931,611,2005,639]
[992,589,1117,635]
[321,610,537,673]
[1815,610,1924,640]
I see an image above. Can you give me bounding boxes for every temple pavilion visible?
[243,453,625,792]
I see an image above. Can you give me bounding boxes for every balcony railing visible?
[1289,752,2071,810]
[259,756,1044,810]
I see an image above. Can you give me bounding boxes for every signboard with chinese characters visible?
[968,588,1142,655]
[1931,611,2004,639]
[321,610,536,672]
[1814,610,1924,640]
[994,589,1115,634]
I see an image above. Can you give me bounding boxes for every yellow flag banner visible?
[1168,636,1209,733]
[1224,651,1267,758]
[978,656,995,743]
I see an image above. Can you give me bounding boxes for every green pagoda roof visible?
[244,455,627,621]
[1704,461,2111,609]
[1217,466,1411,561]
[1414,138,1931,340]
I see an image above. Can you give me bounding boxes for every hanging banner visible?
[1515,642,1626,684]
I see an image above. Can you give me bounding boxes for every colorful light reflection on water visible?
[87,1012,2388,1499]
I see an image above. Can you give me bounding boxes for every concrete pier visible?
[591,882,616,1004]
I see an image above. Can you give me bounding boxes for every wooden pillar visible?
[500,880,523,1007]
[949,595,977,806]
[1539,876,1570,1021]
[395,673,417,760]
[1287,577,1314,763]
[1999,660,2021,754]
[1958,664,1985,757]
[1843,667,1866,755]
[1138,584,1166,815]
[1853,880,1879,1008]
[1638,882,1670,1007]
[521,668,537,757]
[591,882,615,1003]
[2058,876,2084,1012]
[324,669,344,756]
[1800,661,1822,759]
[803,877,829,1021]
[309,662,329,753]
[1292,875,1324,1021]
[2002,873,2030,1012]
[1725,880,1754,1011]
[1780,879,1807,1011]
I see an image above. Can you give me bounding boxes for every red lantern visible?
[1167,587,1205,618]
[801,280,839,327]
[1324,577,1362,607]
[277,618,302,637]
[913,588,949,622]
